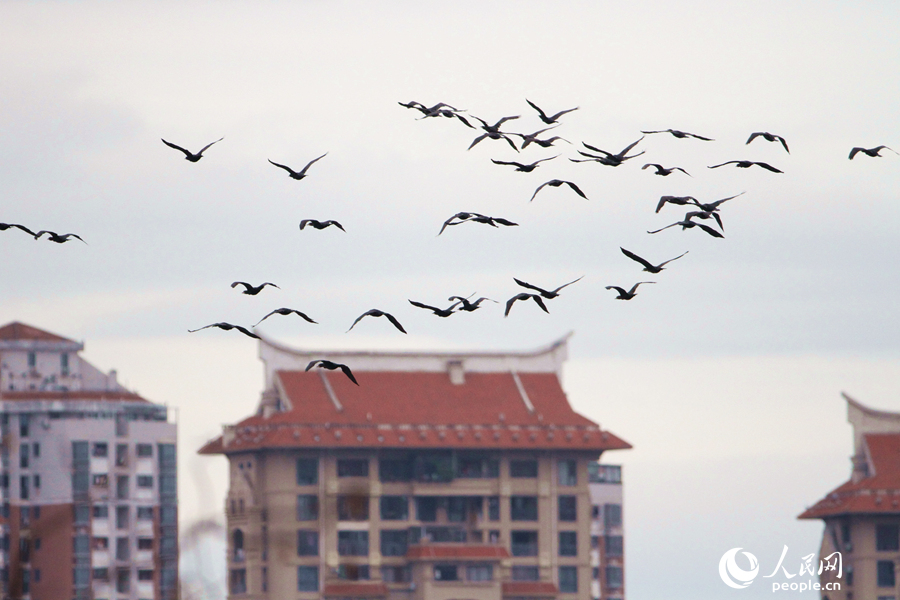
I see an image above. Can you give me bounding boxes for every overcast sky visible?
[2,1,899,598]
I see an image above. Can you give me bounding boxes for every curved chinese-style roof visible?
[800,433,900,519]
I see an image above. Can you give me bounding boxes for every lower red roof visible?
[502,582,559,597]
[323,582,389,597]
[406,544,510,560]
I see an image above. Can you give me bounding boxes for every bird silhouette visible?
[746,132,789,153]
[300,220,345,232]
[620,248,688,274]
[572,137,644,166]
[268,153,327,180]
[687,192,746,213]
[306,360,358,385]
[504,293,549,317]
[188,322,260,338]
[161,137,223,162]
[513,276,583,299]
[647,220,724,238]
[408,299,460,318]
[347,309,407,334]
[34,231,86,244]
[447,295,497,312]
[683,209,724,231]
[641,129,713,141]
[606,282,655,300]
[512,126,569,149]
[642,163,691,177]
[1,223,36,236]
[438,213,517,235]
[530,180,588,202]
[708,160,782,173]
[253,308,318,327]
[468,116,520,151]
[525,99,579,124]
[655,196,698,213]
[231,281,280,295]
[849,145,898,159]
[491,155,558,172]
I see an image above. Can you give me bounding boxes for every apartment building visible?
[799,393,900,600]
[0,322,178,600]
[588,464,623,600]
[200,333,630,600]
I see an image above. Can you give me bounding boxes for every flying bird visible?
[620,248,688,274]
[347,309,407,334]
[231,281,280,295]
[253,308,318,327]
[1,223,36,236]
[300,220,345,232]
[468,116,520,151]
[268,153,327,180]
[849,145,898,159]
[161,137,223,162]
[306,359,358,385]
[438,212,518,235]
[606,282,655,300]
[512,126,569,149]
[572,137,645,167]
[188,322,260,339]
[687,192,746,213]
[408,299,460,318]
[447,295,497,312]
[642,163,691,177]
[647,220,724,238]
[684,209,724,231]
[641,129,713,141]
[708,160,783,173]
[514,276,583,299]
[746,132,789,153]
[491,155,558,172]
[504,293,549,317]
[655,196,698,213]
[34,231,86,244]
[525,99,579,124]
[530,179,588,202]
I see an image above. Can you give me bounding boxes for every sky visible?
[1,1,899,598]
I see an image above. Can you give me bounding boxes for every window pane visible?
[338,531,369,556]
[380,530,408,557]
[558,495,577,522]
[605,535,623,557]
[877,525,900,551]
[511,531,538,556]
[380,496,408,520]
[878,560,896,588]
[559,531,577,556]
[467,564,493,581]
[416,497,437,522]
[296,495,319,521]
[511,496,538,521]
[559,566,578,593]
[296,458,318,485]
[297,530,319,556]
[510,459,538,478]
[297,566,319,591]
[604,503,622,528]
[558,459,577,486]
[337,495,369,521]
[337,459,369,477]
[379,458,412,482]
[512,566,539,581]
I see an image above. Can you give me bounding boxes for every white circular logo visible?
[719,547,760,589]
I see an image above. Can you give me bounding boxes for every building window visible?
[61,352,69,375]
[488,496,500,521]
[138,569,153,581]
[559,495,577,522]
[116,476,129,499]
[27,352,36,369]
[137,506,153,520]
[605,535,623,557]
[92,474,108,487]
[447,496,467,522]
[511,531,538,556]
[73,534,90,555]
[592,504,600,519]
[877,525,900,551]
[136,443,152,457]
[379,458,412,482]
[510,459,538,478]
[296,458,318,485]
[511,496,538,521]
[457,454,499,478]
[878,560,896,587]
[558,459,577,486]
[337,564,370,581]
[434,564,459,581]
[512,565,539,581]
[560,531,578,556]
[116,537,130,561]
[161,505,176,525]
[137,475,153,488]
[559,566,578,593]
[74,504,90,524]
[591,535,600,549]
[33,474,40,489]
[382,565,411,583]
[159,473,176,496]
[32,442,39,458]
[19,476,29,500]
[297,566,318,592]
[337,495,369,521]
[467,564,493,581]
[297,530,319,556]
[606,565,623,589]
[93,442,108,457]
[229,568,246,595]
[337,458,369,477]
[233,529,245,561]
[19,443,30,469]
[93,567,109,581]
[74,566,90,587]
[380,495,408,520]
[115,444,127,466]
[297,495,319,521]
[138,538,153,550]
[416,496,438,522]
[19,414,30,437]
[116,506,129,529]
[338,531,369,556]
[604,503,622,528]
[380,530,409,556]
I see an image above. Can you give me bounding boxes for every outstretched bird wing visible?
[268,159,298,176]
[620,248,655,270]
[161,138,192,157]
[298,153,328,176]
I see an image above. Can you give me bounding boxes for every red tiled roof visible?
[406,544,510,560]
[323,582,389,597]
[0,390,149,403]
[502,582,559,597]
[199,370,631,454]
[800,433,900,519]
[0,322,74,342]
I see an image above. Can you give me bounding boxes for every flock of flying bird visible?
[3,100,895,386]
